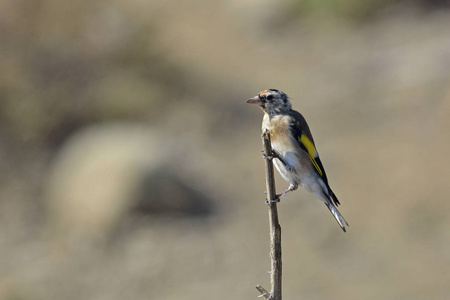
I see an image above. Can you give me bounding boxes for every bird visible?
[246,89,348,232]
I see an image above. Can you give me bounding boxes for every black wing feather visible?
[287,111,340,206]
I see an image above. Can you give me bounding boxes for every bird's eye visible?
[267,95,274,101]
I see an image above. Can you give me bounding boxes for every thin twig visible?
[256,130,282,300]
[256,285,270,299]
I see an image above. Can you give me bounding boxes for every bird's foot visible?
[265,197,281,204]
[260,149,279,160]
[263,191,281,204]
[261,150,293,170]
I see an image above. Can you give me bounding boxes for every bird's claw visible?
[261,149,279,160]
[265,197,281,204]
[262,153,274,160]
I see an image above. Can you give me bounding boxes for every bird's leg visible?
[261,149,290,167]
[260,149,279,160]
[277,183,298,198]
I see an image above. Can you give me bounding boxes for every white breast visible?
[261,113,320,192]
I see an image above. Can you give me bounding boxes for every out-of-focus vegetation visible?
[290,0,450,21]
[1,1,450,299]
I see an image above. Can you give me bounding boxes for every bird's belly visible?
[271,140,321,193]
[272,141,306,177]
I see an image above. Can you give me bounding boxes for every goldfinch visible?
[246,89,348,232]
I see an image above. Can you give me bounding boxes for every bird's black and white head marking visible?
[258,89,292,115]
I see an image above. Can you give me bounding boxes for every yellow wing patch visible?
[298,134,323,176]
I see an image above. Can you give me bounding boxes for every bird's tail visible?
[324,201,349,232]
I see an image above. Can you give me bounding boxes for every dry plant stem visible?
[256,130,282,300]
[256,285,270,299]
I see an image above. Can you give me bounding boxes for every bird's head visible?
[246,89,292,115]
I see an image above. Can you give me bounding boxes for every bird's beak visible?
[246,95,263,106]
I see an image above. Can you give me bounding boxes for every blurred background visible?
[1,0,450,299]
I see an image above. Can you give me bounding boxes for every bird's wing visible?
[287,111,329,184]
[287,111,341,206]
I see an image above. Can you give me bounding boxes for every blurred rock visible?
[133,167,214,217]
[43,122,214,244]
